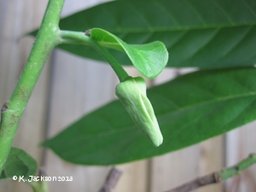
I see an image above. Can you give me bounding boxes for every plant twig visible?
[29,168,48,192]
[31,181,48,192]
[166,153,256,192]
[0,0,64,173]
[99,167,122,192]
[166,173,219,192]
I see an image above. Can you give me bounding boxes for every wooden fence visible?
[0,1,256,191]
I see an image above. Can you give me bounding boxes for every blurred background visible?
[0,0,256,191]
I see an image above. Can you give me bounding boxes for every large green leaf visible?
[44,67,256,165]
[90,28,168,78]
[0,148,37,179]
[59,0,256,68]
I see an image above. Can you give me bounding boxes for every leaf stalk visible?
[60,30,130,82]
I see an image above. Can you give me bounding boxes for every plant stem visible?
[167,153,256,192]
[60,30,130,82]
[218,153,256,180]
[0,0,64,173]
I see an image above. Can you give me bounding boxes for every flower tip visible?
[151,133,163,147]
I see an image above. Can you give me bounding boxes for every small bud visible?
[116,77,163,146]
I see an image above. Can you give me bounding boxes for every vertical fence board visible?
[45,51,117,192]
[113,161,149,192]
[0,0,49,191]
[150,147,201,192]
[197,137,224,192]
[226,122,256,192]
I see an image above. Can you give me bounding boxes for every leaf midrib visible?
[109,23,256,34]
[85,90,256,133]
[156,91,256,118]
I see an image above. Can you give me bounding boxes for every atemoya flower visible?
[115,77,163,146]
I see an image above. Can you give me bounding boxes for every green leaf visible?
[58,0,256,68]
[89,28,168,78]
[0,148,37,179]
[43,67,256,165]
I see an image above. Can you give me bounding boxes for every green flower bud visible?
[116,77,163,147]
